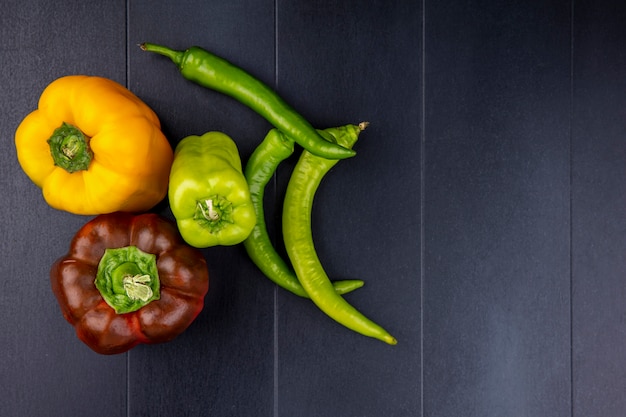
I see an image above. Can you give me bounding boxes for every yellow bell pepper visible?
[15,75,174,215]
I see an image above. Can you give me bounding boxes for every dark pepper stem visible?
[94,246,161,314]
[47,122,93,173]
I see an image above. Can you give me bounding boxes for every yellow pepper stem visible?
[47,122,93,173]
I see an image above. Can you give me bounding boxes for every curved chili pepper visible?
[50,212,209,354]
[282,123,397,345]
[139,42,355,160]
[243,127,364,297]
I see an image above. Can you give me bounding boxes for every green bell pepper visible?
[168,131,256,248]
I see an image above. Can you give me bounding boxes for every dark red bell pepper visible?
[50,212,209,354]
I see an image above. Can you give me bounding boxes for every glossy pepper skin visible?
[169,131,256,248]
[15,75,173,215]
[140,42,355,160]
[50,212,209,355]
[282,123,397,345]
[243,128,364,297]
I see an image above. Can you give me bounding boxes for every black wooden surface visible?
[1,1,625,416]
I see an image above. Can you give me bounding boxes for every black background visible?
[2,0,625,416]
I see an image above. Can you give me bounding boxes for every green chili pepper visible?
[282,122,397,345]
[169,131,256,248]
[139,42,355,161]
[243,127,364,297]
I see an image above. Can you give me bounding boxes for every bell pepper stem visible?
[194,195,234,233]
[123,274,154,302]
[203,199,220,221]
[47,122,93,173]
[94,246,160,314]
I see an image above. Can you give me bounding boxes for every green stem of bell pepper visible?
[47,122,93,173]
[94,246,161,314]
[194,195,235,232]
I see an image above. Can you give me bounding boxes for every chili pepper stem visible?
[140,42,184,67]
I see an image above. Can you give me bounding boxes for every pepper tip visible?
[385,335,398,345]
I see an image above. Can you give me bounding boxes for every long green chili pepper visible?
[243,127,364,297]
[282,122,397,345]
[139,42,355,160]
